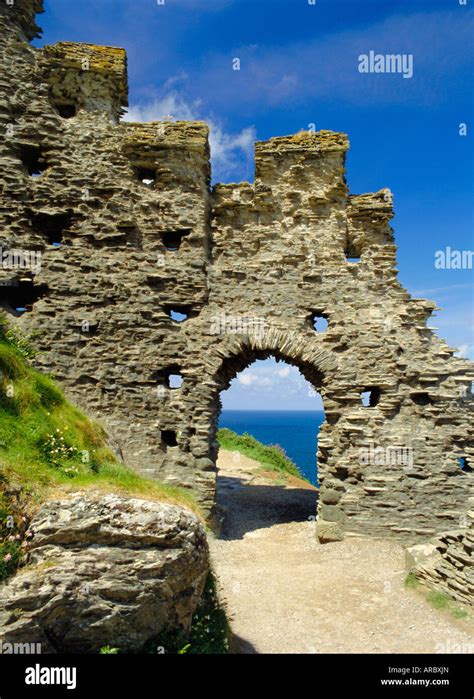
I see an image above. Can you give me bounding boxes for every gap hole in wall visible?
[361,388,381,407]
[168,373,183,389]
[30,211,74,247]
[156,366,184,390]
[459,457,472,473]
[19,145,48,177]
[56,103,77,119]
[344,239,362,263]
[412,392,432,406]
[0,279,48,317]
[161,430,178,448]
[161,230,191,251]
[165,306,191,323]
[135,167,156,186]
[311,313,328,332]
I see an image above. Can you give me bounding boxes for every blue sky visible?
[34,0,473,411]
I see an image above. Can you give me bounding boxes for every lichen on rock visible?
[0,492,209,653]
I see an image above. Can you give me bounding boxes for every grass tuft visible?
[426,590,451,610]
[217,427,307,481]
[404,572,420,589]
[451,607,469,620]
[143,573,230,654]
[406,571,471,620]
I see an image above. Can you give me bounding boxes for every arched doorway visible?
[215,356,323,536]
[197,334,341,539]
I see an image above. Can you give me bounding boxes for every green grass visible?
[217,427,308,482]
[100,646,120,654]
[186,573,229,653]
[426,590,451,610]
[143,573,230,654]
[0,315,200,580]
[405,573,470,620]
[404,572,420,589]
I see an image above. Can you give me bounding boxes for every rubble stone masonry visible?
[1,2,473,553]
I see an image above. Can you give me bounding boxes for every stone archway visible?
[171,320,473,543]
[206,341,329,499]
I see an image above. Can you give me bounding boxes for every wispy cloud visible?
[276,366,291,378]
[455,344,474,360]
[238,372,273,388]
[187,9,474,110]
[123,89,256,182]
[237,363,306,392]
[409,282,474,297]
[222,359,324,410]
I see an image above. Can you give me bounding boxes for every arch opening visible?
[212,351,325,537]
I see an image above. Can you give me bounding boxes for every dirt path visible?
[209,450,474,654]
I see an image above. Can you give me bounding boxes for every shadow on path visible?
[217,474,318,540]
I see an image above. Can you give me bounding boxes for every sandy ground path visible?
[209,450,474,654]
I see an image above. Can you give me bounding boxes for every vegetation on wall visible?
[0,315,199,581]
[217,427,308,481]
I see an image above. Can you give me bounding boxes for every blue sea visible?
[219,410,325,485]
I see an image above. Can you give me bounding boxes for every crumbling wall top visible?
[254,130,350,188]
[255,130,350,156]
[0,0,43,41]
[121,121,211,185]
[43,42,128,111]
[122,121,210,153]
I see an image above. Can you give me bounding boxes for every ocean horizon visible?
[219,409,325,485]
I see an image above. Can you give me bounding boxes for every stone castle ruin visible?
[1,1,473,549]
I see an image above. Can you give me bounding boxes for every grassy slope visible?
[217,427,308,482]
[0,320,228,653]
[0,319,199,580]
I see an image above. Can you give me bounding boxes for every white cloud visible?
[236,362,308,391]
[455,344,474,360]
[222,358,324,410]
[238,371,273,388]
[184,10,474,111]
[123,90,255,182]
[409,283,474,297]
[124,92,198,122]
[275,366,291,378]
[238,373,257,386]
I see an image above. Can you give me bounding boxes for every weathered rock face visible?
[0,1,472,543]
[0,493,209,653]
[407,516,474,606]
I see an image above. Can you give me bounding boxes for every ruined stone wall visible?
[1,0,473,542]
[408,516,474,606]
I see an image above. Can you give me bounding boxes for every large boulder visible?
[0,492,209,653]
